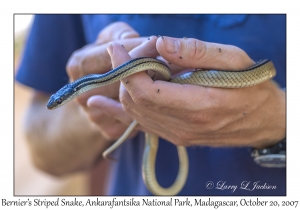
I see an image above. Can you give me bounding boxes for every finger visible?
[76,82,120,107]
[85,98,131,140]
[87,95,140,139]
[128,37,185,78]
[121,100,190,146]
[128,36,160,58]
[66,37,147,80]
[156,55,187,77]
[107,36,160,64]
[96,21,139,45]
[85,106,116,127]
[107,36,161,91]
[87,95,133,126]
[113,37,170,110]
[156,36,255,70]
[106,37,176,124]
[120,84,211,133]
[105,37,207,112]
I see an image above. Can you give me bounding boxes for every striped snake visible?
[47,57,276,195]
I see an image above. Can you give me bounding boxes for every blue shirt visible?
[16,14,286,195]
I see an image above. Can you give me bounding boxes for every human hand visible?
[115,36,286,148]
[66,22,145,140]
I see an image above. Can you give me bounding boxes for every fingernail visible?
[107,43,113,56]
[87,96,97,108]
[163,37,179,54]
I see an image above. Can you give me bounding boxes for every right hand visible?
[66,22,143,140]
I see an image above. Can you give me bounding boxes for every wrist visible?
[252,82,286,149]
[251,138,286,168]
[250,83,286,168]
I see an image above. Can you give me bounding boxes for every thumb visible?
[106,42,132,69]
[96,21,139,45]
[156,36,254,71]
[106,36,160,69]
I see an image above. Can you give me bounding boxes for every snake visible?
[47,57,276,195]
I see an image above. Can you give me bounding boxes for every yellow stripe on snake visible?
[47,57,276,195]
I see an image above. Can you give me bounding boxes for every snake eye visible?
[57,98,63,104]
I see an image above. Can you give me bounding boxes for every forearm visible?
[23,92,111,176]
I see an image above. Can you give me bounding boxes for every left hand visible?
[67,22,144,141]
[102,36,286,148]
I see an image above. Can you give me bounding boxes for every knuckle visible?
[67,46,107,78]
[88,111,105,123]
[80,57,91,75]
[98,21,138,42]
[113,22,139,37]
[66,60,77,77]
[121,102,131,115]
[228,45,253,69]
[103,128,122,140]
[176,134,188,142]
[119,91,131,108]
[66,51,83,77]
[173,130,194,143]
[166,126,186,141]
[186,113,220,133]
[119,93,134,116]
[204,88,222,108]
[184,112,221,133]
[186,113,200,124]
[121,86,151,108]
[187,38,206,61]
[201,124,217,133]
[186,112,209,124]
[131,90,152,107]
[113,21,131,29]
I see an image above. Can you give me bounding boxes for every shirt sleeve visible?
[16,14,87,93]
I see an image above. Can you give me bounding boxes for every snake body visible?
[47,57,276,195]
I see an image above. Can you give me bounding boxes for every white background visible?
[14,15,33,35]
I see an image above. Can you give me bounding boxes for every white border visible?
[2,1,299,209]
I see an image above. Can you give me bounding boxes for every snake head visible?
[47,84,76,110]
